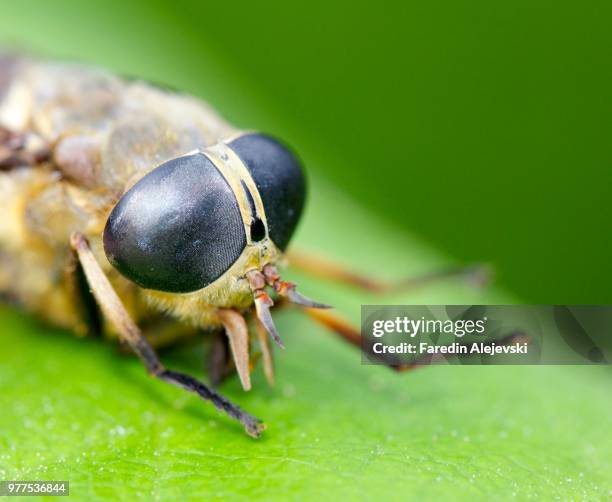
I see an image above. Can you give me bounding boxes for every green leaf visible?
[0,181,610,500]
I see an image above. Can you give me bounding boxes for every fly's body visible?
[0,56,490,437]
[0,55,325,436]
[1,56,249,333]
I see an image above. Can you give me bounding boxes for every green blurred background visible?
[1,0,609,303]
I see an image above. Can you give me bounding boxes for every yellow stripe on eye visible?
[203,142,269,246]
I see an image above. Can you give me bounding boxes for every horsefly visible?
[0,56,488,437]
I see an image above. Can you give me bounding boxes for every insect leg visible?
[70,232,265,438]
[304,308,528,372]
[64,248,103,337]
[287,250,491,293]
[208,330,235,389]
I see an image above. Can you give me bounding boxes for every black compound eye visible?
[228,133,306,250]
[103,153,246,293]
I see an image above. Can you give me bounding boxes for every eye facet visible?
[228,133,306,250]
[103,153,246,293]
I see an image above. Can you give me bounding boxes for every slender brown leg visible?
[64,248,102,337]
[304,308,529,372]
[287,250,491,293]
[304,309,361,348]
[70,232,264,438]
[208,330,231,388]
